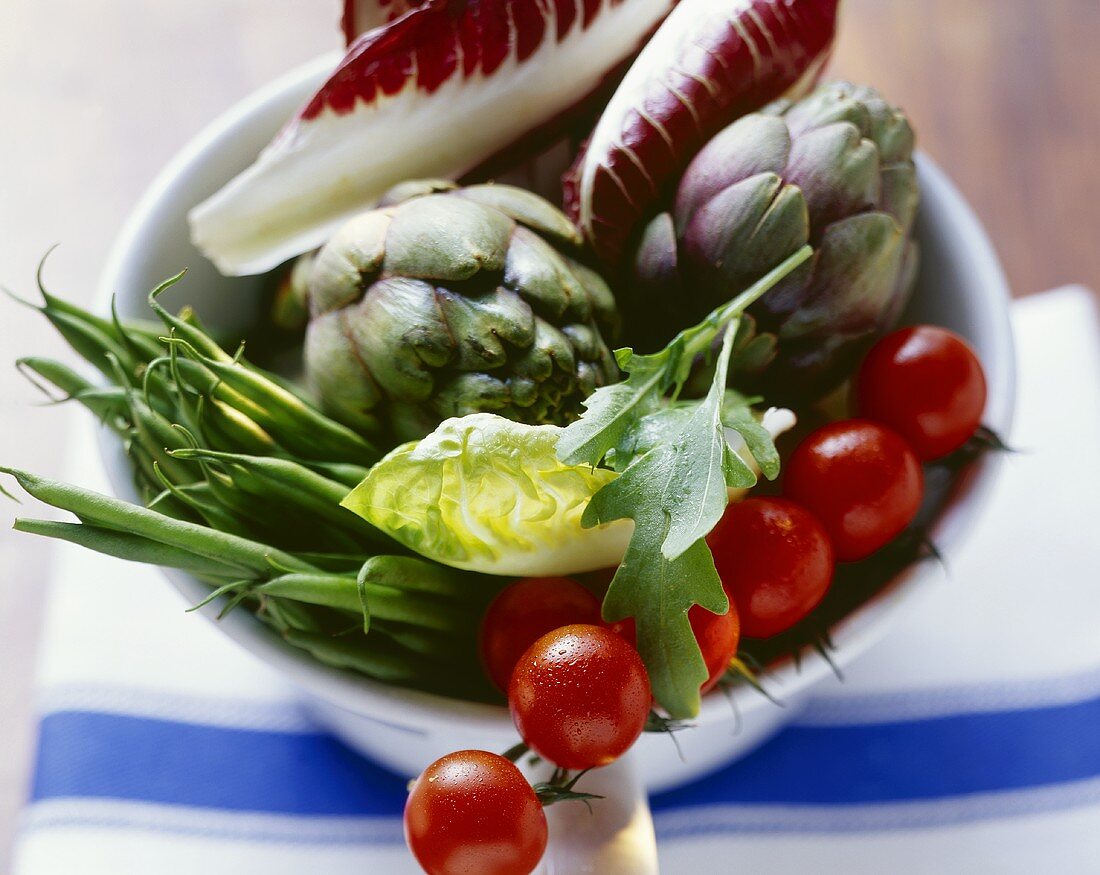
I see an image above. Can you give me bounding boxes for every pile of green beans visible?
[6,272,501,701]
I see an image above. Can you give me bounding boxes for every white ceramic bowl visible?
[98,56,1016,798]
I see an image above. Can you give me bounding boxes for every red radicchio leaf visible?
[191,0,675,276]
[342,1,427,46]
[564,0,841,269]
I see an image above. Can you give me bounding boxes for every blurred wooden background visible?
[1,0,1097,866]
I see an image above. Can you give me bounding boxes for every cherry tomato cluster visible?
[406,579,653,874]
[714,325,987,639]
[403,325,986,874]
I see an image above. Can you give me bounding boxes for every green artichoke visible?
[305,181,620,442]
[631,82,920,399]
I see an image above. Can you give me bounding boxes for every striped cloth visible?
[13,288,1100,874]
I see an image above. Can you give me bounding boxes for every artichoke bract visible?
[305,181,620,442]
[631,82,920,399]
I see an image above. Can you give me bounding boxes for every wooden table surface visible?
[1,0,1097,867]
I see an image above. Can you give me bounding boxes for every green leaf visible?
[723,392,782,481]
[579,326,745,717]
[559,248,813,718]
[659,325,746,558]
[558,245,812,470]
[556,352,670,468]
[342,414,630,576]
[591,502,727,719]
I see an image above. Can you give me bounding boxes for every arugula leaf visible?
[581,326,745,716]
[723,392,782,482]
[602,523,725,718]
[556,351,669,470]
[558,246,812,469]
[559,245,812,718]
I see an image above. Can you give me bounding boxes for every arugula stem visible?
[682,245,813,362]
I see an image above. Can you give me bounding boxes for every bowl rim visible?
[96,56,1017,734]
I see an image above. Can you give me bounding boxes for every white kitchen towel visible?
[10,287,1100,874]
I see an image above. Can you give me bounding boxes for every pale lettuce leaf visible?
[342,414,631,577]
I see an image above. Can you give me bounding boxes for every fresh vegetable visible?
[342,0,422,45]
[270,252,314,331]
[191,0,677,275]
[303,180,619,442]
[565,0,840,268]
[6,279,505,698]
[4,0,1004,851]
[558,246,809,717]
[709,497,833,638]
[405,749,547,875]
[857,325,988,460]
[2,465,501,696]
[13,276,379,540]
[785,420,924,562]
[608,602,739,694]
[629,82,921,398]
[342,414,631,576]
[480,577,602,692]
[509,624,650,770]
[346,247,806,716]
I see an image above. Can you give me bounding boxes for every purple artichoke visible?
[630,82,920,400]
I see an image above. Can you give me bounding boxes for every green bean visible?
[13,519,250,577]
[16,357,95,400]
[35,271,163,360]
[168,339,378,464]
[73,388,132,427]
[358,555,489,600]
[261,597,327,635]
[168,449,377,543]
[372,623,471,661]
[128,391,198,485]
[1,467,315,574]
[147,275,234,364]
[153,287,312,398]
[297,460,371,489]
[151,465,256,538]
[199,398,281,457]
[283,628,438,685]
[119,432,162,491]
[367,590,481,633]
[109,297,167,361]
[172,448,347,502]
[256,573,362,614]
[288,551,371,573]
[17,358,130,427]
[199,465,304,527]
[176,361,275,431]
[42,308,139,381]
[258,572,476,633]
[187,465,367,554]
[146,486,205,525]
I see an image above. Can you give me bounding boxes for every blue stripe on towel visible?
[653,694,1100,809]
[31,692,1100,816]
[32,712,407,816]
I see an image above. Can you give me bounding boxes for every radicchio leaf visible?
[191,0,675,276]
[564,0,841,268]
[341,0,425,46]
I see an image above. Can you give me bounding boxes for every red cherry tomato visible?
[509,624,651,770]
[404,750,547,875]
[608,603,740,693]
[479,578,602,692]
[708,498,834,638]
[857,325,987,460]
[784,420,924,562]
